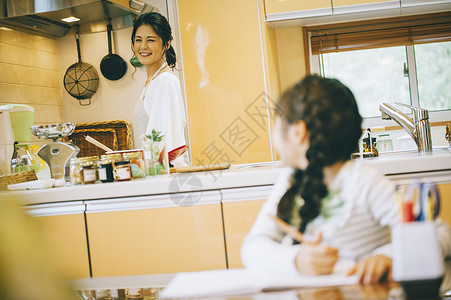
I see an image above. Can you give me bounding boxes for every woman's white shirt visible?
[133,71,189,166]
[240,160,451,274]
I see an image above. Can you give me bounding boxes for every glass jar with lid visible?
[98,154,117,183]
[377,133,393,152]
[114,159,132,182]
[70,157,89,185]
[79,156,99,184]
[123,151,145,179]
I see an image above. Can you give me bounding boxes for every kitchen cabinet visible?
[265,0,333,20]
[25,202,90,280]
[438,183,451,226]
[265,0,450,22]
[401,0,451,7]
[333,0,400,14]
[221,185,272,268]
[85,191,226,277]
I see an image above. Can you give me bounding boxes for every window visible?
[415,41,451,111]
[307,12,451,127]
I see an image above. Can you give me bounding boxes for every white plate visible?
[7,179,56,190]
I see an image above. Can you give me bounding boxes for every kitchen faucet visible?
[379,102,432,154]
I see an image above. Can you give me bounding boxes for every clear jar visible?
[114,160,132,181]
[70,157,89,185]
[123,151,145,179]
[79,156,99,184]
[377,133,393,152]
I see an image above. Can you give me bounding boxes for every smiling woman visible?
[131,12,189,167]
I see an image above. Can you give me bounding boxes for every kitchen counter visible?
[2,148,450,206]
[1,163,283,205]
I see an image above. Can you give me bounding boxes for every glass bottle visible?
[98,154,116,183]
[123,151,145,179]
[79,156,99,184]
[11,143,40,174]
[377,133,393,152]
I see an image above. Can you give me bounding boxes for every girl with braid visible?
[241,75,451,284]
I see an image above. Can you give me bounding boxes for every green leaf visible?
[145,129,164,142]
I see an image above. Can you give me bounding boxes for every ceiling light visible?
[61,16,80,23]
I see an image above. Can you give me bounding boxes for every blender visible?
[31,123,79,182]
[0,104,38,175]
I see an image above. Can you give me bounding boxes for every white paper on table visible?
[159,268,358,299]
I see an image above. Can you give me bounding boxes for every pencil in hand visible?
[270,214,322,244]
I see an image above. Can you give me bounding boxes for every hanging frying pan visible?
[63,25,99,106]
[100,22,127,80]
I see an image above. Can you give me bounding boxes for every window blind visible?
[309,12,451,55]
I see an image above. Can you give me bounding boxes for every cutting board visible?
[170,163,231,174]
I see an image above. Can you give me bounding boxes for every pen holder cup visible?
[392,222,444,298]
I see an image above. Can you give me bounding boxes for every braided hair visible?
[131,12,177,70]
[276,75,362,236]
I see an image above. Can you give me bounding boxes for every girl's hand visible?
[295,233,339,275]
[347,255,392,284]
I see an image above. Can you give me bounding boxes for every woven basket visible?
[69,128,118,158]
[0,170,38,191]
[74,120,133,150]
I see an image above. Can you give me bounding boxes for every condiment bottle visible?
[70,157,89,185]
[123,151,145,179]
[79,156,99,184]
[377,133,393,152]
[362,129,378,158]
[98,154,115,183]
[114,159,132,181]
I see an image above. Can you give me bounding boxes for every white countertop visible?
[2,148,450,206]
[2,163,283,205]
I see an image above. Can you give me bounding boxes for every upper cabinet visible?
[265,0,451,24]
[333,0,399,14]
[265,0,332,21]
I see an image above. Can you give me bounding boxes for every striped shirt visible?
[241,160,451,274]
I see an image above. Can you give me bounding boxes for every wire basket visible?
[68,128,118,158]
[73,120,133,150]
[64,62,99,105]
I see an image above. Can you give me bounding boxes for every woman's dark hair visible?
[131,12,176,69]
[276,75,362,237]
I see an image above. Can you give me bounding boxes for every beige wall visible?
[0,27,62,145]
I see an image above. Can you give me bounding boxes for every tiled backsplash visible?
[0,27,63,145]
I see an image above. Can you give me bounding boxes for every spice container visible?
[79,156,99,184]
[70,157,89,185]
[377,133,393,152]
[123,151,145,179]
[98,154,116,183]
[114,160,132,181]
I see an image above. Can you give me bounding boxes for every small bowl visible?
[31,123,76,140]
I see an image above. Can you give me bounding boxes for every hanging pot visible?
[63,26,99,106]
[100,22,127,80]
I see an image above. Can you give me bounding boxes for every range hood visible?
[0,0,154,37]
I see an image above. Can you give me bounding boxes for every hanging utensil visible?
[63,25,99,106]
[100,21,127,80]
[85,135,113,152]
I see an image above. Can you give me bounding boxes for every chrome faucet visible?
[379,102,432,154]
